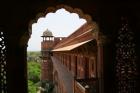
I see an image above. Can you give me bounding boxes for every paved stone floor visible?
[52,57,73,93]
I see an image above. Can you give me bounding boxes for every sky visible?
[27,8,86,51]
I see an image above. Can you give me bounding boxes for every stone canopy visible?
[43,29,53,37]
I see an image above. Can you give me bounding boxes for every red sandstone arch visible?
[29,4,92,30]
[20,4,106,47]
[26,4,106,93]
[28,4,93,41]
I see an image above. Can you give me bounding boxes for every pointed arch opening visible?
[26,4,101,93]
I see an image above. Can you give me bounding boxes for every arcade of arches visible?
[0,1,139,93]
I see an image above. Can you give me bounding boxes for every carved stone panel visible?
[0,30,7,93]
[115,18,137,93]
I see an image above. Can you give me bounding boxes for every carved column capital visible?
[97,33,107,46]
[90,21,107,46]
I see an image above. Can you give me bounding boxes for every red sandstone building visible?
[41,22,104,93]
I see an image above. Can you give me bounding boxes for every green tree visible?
[27,51,42,93]
[28,61,41,93]
[28,80,36,93]
[28,61,41,83]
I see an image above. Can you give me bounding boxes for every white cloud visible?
[27,8,86,51]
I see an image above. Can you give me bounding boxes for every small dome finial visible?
[43,29,53,37]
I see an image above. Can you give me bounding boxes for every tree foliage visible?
[27,51,41,62]
[41,80,54,93]
[28,61,41,83]
[27,51,41,93]
[28,80,37,93]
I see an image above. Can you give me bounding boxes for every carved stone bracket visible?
[90,21,107,46]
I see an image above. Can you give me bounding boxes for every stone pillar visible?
[97,33,106,93]
[97,40,103,93]
[7,32,28,93]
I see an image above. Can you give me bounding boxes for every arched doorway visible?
[27,4,104,93]
[27,4,99,93]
